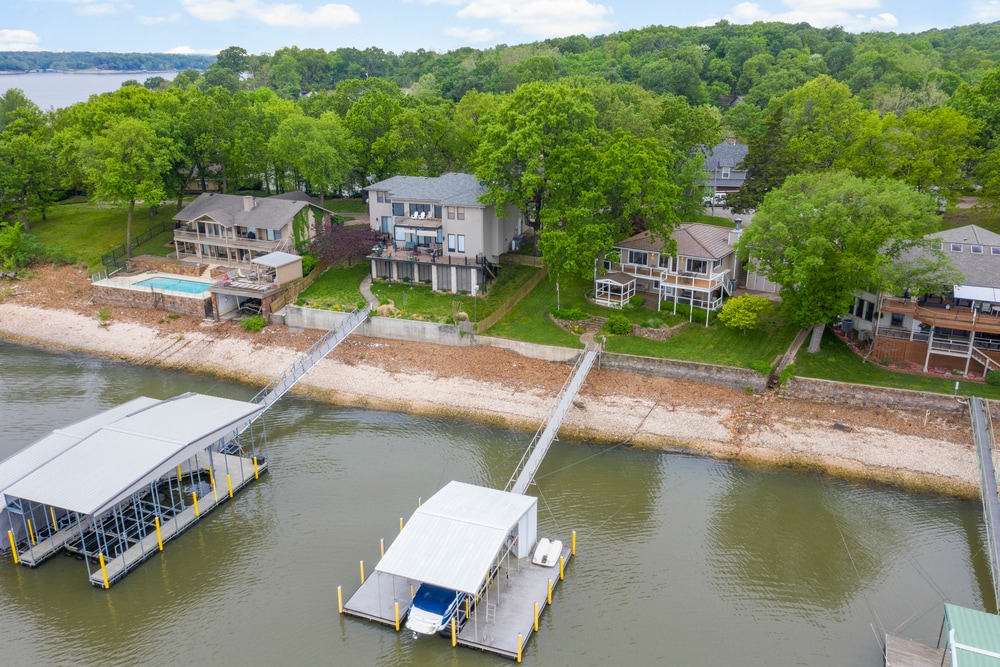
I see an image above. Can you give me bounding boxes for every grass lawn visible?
[795,327,1000,399]
[325,198,366,214]
[297,263,370,310]
[485,273,584,348]
[29,200,180,270]
[604,312,800,368]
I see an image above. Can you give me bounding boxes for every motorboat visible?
[406,583,466,637]
[532,538,563,567]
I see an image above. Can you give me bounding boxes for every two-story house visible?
[364,173,520,294]
[597,223,745,325]
[704,138,748,198]
[173,192,331,266]
[847,224,1000,376]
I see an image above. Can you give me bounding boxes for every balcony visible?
[880,296,1000,335]
[618,263,730,293]
[173,228,283,253]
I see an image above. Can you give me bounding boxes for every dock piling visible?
[8,531,18,564]
[547,578,553,605]
[27,519,35,545]
[99,553,109,589]
[155,517,163,551]
[451,617,456,647]
[227,474,233,498]
[517,634,523,663]
[559,556,564,581]
[192,492,199,517]
[337,585,343,614]
[572,530,576,555]
[394,602,400,631]
[534,602,539,631]
[359,560,365,584]
[380,538,384,558]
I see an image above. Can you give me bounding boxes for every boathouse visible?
[1,392,267,587]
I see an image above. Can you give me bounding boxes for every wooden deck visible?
[343,543,573,660]
[17,519,91,567]
[881,297,1000,335]
[885,634,947,666]
[87,454,265,588]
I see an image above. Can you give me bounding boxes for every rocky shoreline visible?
[0,283,983,500]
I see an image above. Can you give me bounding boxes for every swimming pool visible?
[133,276,212,295]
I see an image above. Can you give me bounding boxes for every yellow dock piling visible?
[155,517,163,551]
[359,560,365,584]
[451,618,457,647]
[8,531,18,564]
[559,556,564,581]
[399,517,404,532]
[380,538,384,558]
[99,553,109,589]
[337,585,343,614]
[49,507,57,528]
[465,597,470,619]
[534,602,539,631]
[205,467,217,501]
[253,457,259,479]
[192,492,200,517]
[572,530,576,555]
[27,519,35,545]
[394,602,400,631]
[547,578,553,605]
[176,465,182,482]
[517,634,523,663]
[226,475,233,498]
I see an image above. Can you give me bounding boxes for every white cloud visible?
[970,0,1000,23]
[180,0,360,28]
[0,29,43,51]
[137,12,182,25]
[457,0,613,37]
[722,1,898,32]
[41,0,133,16]
[443,26,502,42]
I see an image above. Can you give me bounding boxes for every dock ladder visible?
[250,304,372,413]
[506,348,598,495]
[969,397,1000,610]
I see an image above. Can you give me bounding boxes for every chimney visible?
[734,218,742,230]
[243,196,255,211]
[728,219,743,247]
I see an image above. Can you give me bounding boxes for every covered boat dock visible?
[1,392,267,587]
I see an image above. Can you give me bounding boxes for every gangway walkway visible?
[969,397,1000,611]
[507,349,598,495]
[249,304,371,413]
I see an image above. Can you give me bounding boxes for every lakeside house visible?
[363,173,520,294]
[704,138,748,198]
[172,192,333,267]
[846,224,1000,376]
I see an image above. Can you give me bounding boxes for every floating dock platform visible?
[884,634,947,667]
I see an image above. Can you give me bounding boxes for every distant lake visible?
[0,71,178,109]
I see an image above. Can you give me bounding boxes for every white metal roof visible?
[252,251,301,268]
[954,285,1000,302]
[0,397,159,511]
[4,393,263,516]
[375,481,537,594]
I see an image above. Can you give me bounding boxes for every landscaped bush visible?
[300,252,317,275]
[629,295,645,308]
[552,307,587,321]
[987,369,1000,386]
[240,314,267,332]
[604,312,632,335]
[750,359,774,375]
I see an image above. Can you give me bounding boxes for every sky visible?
[1,0,999,57]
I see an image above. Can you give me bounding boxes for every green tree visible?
[736,171,942,353]
[269,112,353,204]
[717,294,774,334]
[79,117,175,258]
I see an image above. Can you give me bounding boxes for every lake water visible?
[0,71,178,110]
[0,340,992,665]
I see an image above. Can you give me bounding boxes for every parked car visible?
[703,192,727,207]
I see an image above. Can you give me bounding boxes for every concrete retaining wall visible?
[600,352,768,392]
[783,376,968,415]
[93,285,211,319]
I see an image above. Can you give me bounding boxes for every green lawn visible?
[484,274,584,347]
[325,198,367,214]
[296,263,370,310]
[29,200,180,270]
[604,312,799,368]
[795,327,1000,399]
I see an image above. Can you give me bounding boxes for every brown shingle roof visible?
[616,223,734,260]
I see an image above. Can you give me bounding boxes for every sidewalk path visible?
[359,274,377,306]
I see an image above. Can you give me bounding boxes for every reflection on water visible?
[0,341,991,665]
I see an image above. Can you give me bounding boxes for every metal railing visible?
[250,304,372,411]
[970,397,1000,611]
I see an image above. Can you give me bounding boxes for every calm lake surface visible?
[0,340,992,666]
[1,71,178,109]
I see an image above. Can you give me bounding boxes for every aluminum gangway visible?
[249,304,372,412]
[969,397,1000,611]
[507,349,598,495]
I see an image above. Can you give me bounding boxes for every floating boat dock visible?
[885,603,999,666]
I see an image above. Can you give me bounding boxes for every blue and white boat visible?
[406,583,466,637]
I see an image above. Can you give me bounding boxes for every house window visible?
[457,234,466,253]
[376,191,390,203]
[891,313,904,326]
[658,254,672,269]
[686,258,707,274]
[447,207,455,219]
[603,259,613,272]
[721,167,731,179]
[396,227,406,242]
[712,259,722,271]
[628,250,647,266]
[266,229,281,241]
[972,245,984,254]
[381,216,392,234]
[436,228,443,244]
[448,234,456,251]
[457,207,465,220]
[434,205,442,219]
[392,202,404,216]
[951,243,963,252]
[408,203,430,216]
[864,300,874,322]
[993,247,1000,255]
[198,221,205,234]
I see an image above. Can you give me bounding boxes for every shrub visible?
[750,360,773,375]
[779,364,796,387]
[987,369,1000,386]
[97,307,111,326]
[240,314,267,332]
[718,294,774,334]
[0,224,42,271]
[300,252,317,275]
[629,295,645,308]
[552,307,587,321]
[604,313,631,335]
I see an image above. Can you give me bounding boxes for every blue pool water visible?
[133,276,211,295]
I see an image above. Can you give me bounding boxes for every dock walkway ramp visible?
[969,397,1000,610]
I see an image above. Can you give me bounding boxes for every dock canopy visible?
[3,393,264,517]
[376,481,537,595]
[944,603,1000,665]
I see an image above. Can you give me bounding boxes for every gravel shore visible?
[0,282,981,499]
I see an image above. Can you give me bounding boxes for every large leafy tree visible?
[737,171,944,353]
[79,117,175,258]
[0,99,54,230]
[269,112,354,204]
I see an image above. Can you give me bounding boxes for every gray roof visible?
[4,393,263,516]
[617,223,734,261]
[928,225,1000,289]
[253,251,301,268]
[175,193,313,231]
[270,190,321,206]
[704,141,748,171]
[375,481,537,595]
[365,173,487,207]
